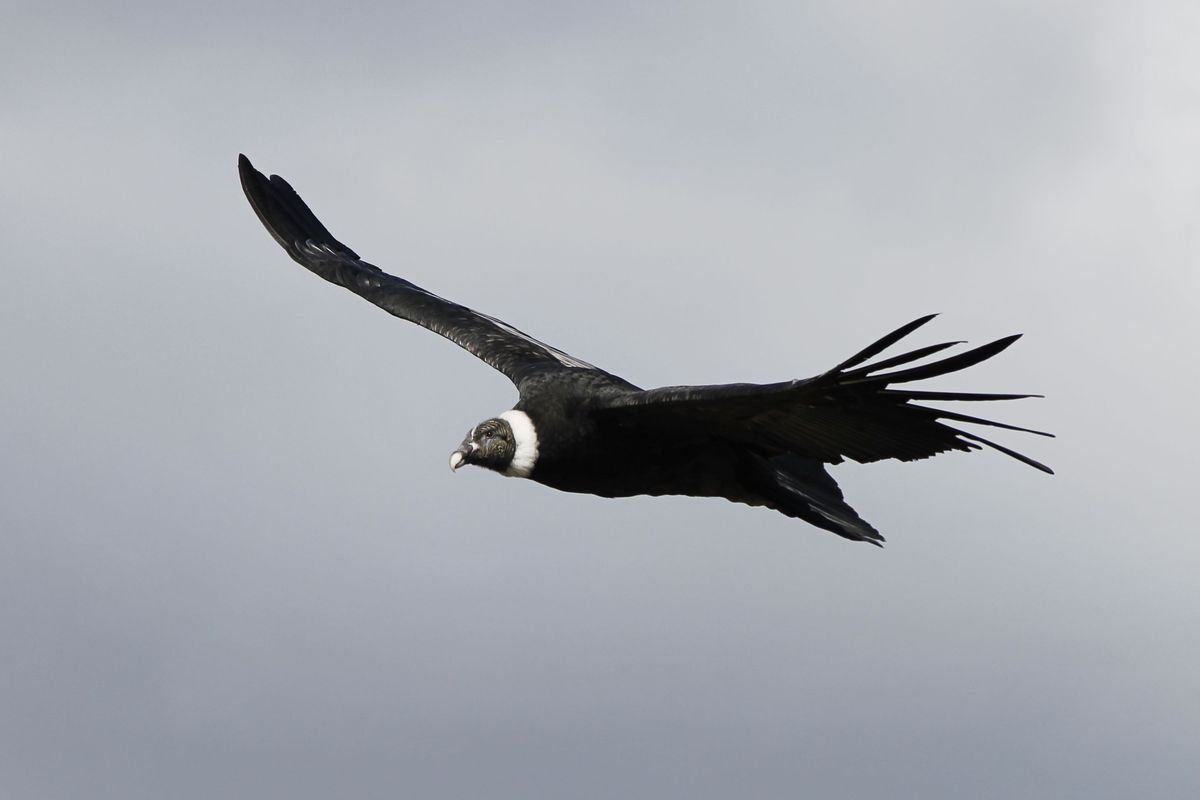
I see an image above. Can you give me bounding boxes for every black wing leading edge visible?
[600,314,1054,474]
[238,155,600,387]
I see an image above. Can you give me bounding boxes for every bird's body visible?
[513,375,738,499]
[239,155,1051,545]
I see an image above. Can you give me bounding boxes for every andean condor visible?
[239,155,1052,546]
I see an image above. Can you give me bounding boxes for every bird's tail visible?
[746,454,885,545]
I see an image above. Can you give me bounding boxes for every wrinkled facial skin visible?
[450,418,515,472]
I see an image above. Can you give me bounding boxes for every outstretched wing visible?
[239,155,602,387]
[597,314,1054,473]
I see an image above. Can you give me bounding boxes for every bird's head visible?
[449,417,515,473]
[448,410,539,478]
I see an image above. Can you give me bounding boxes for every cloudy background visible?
[3,1,1197,797]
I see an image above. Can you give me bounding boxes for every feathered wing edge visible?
[825,315,1054,474]
[596,315,1051,543]
[759,317,1051,545]
[239,154,361,266]
[602,315,1052,475]
[238,155,606,385]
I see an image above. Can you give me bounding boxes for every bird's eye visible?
[484,431,494,440]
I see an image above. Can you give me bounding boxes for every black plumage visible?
[239,155,1052,545]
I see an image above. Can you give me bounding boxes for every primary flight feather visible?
[239,154,1052,546]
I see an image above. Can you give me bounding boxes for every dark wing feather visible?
[829,313,939,371]
[239,155,603,387]
[597,317,1053,474]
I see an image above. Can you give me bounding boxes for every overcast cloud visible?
[2,2,1197,798]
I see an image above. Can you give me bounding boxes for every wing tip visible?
[993,332,1023,350]
[958,431,1055,474]
[237,153,260,187]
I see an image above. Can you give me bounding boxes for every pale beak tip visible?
[449,451,465,472]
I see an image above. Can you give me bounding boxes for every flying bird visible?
[239,155,1051,545]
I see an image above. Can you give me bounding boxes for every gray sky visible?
[2,1,1197,798]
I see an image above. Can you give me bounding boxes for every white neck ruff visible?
[499,410,539,478]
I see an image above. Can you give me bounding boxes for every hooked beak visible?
[449,447,469,472]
